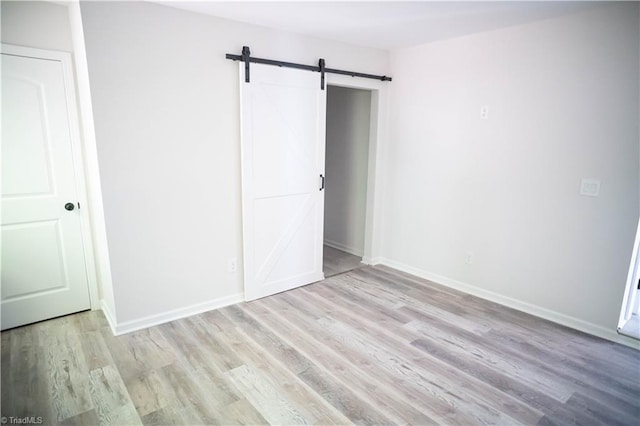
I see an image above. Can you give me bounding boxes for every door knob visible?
[64,202,75,211]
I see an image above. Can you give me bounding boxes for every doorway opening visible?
[323,85,372,278]
[239,63,388,300]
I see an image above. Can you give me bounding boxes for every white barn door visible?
[240,63,326,301]
[1,46,91,330]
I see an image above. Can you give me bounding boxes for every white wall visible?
[324,86,371,256]
[79,1,390,328]
[1,1,72,52]
[384,3,640,340]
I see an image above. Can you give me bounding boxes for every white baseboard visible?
[618,314,640,340]
[324,239,364,257]
[362,256,383,266]
[378,258,640,350]
[103,293,244,336]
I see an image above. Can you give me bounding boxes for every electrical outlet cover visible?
[480,105,489,120]
[580,178,600,197]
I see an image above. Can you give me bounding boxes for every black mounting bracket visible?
[242,46,251,83]
[319,58,326,90]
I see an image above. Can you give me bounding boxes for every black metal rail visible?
[226,46,391,90]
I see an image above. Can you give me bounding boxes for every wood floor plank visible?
[157,314,244,378]
[58,409,100,426]
[404,319,574,402]
[156,362,222,424]
[302,272,636,424]
[4,325,53,422]
[480,328,640,409]
[221,305,358,425]
[216,397,270,425]
[224,364,310,425]
[101,327,175,382]
[260,292,484,424]
[1,331,12,416]
[320,317,501,424]
[70,310,108,333]
[564,392,640,426]
[317,275,414,324]
[243,294,389,424]
[250,296,429,425]
[88,365,141,425]
[359,265,640,377]
[286,284,554,424]
[348,267,499,332]
[124,369,176,418]
[353,266,469,307]
[42,323,93,422]
[139,402,205,426]
[410,337,601,426]
[293,286,543,424]
[155,319,243,408]
[217,306,312,375]
[79,330,113,371]
[323,245,363,278]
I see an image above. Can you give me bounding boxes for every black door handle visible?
[320,174,325,191]
[65,202,75,211]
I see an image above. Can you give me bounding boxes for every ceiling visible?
[155,1,607,50]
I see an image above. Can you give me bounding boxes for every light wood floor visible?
[2,265,639,425]
[323,245,363,278]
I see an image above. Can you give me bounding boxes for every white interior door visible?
[1,46,91,330]
[240,63,326,301]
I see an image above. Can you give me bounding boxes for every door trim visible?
[67,3,117,323]
[325,73,389,265]
[618,216,640,339]
[1,43,101,311]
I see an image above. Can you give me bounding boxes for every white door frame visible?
[325,74,388,265]
[66,2,117,326]
[1,43,101,311]
[618,216,640,334]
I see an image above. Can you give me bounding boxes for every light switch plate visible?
[580,178,600,197]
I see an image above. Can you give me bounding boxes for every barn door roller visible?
[319,58,326,90]
[242,46,251,83]
[226,45,392,89]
